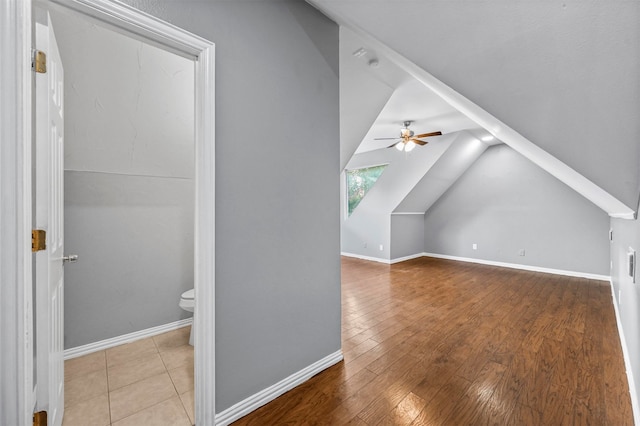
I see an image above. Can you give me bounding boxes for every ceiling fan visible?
[375,121,442,152]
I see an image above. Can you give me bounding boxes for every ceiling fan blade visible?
[414,131,442,138]
[374,137,400,140]
[387,142,400,149]
[411,139,428,146]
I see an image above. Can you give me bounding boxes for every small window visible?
[346,164,388,216]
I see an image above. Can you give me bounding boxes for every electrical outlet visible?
[472,243,477,250]
[379,244,384,251]
[518,249,525,256]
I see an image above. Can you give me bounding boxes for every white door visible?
[35,10,65,426]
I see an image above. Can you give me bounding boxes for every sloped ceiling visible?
[394,133,488,213]
[341,26,492,217]
[310,0,639,218]
[346,133,455,215]
[341,26,480,156]
[357,79,478,154]
[339,27,394,169]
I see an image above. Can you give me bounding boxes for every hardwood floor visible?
[232,256,633,425]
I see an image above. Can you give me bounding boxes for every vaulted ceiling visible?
[309,0,640,219]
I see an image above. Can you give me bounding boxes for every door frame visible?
[0,0,216,424]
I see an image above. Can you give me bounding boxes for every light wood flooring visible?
[233,256,633,425]
[62,326,194,426]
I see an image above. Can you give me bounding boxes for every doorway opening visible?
[33,0,215,424]
[49,6,195,423]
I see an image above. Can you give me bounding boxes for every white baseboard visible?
[63,318,193,360]
[215,350,344,426]
[32,384,38,411]
[340,252,425,264]
[609,281,640,425]
[343,251,610,281]
[341,252,390,264]
[422,252,610,281]
[390,253,424,264]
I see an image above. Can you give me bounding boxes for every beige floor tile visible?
[111,396,191,426]
[109,372,177,422]
[64,351,106,381]
[106,337,158,368]
[159,344,194,370]
[65,368,108,407]
[153,326,191,352]
[62,393,110,426]
[108,352,166,390]
[167,358,194,395]
[179,390,195,425]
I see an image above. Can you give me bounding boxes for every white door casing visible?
[0,1,213,424]
[38,1,216,424]
[35,10,65,426]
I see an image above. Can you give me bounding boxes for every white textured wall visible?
[58,17,194,178]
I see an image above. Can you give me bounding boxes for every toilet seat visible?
[179,288,195,346]
[179,289,195,312]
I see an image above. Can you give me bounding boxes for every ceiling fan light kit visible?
[375,120,443,152]
[395,140,416,152]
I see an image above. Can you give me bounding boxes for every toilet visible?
[179,289,195,346]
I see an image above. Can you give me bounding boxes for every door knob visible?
[63,254,78,264]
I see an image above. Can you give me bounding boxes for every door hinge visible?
[32,229,46,252]
[33,50,47,74]
[33,411,47,426]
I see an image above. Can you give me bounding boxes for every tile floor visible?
[63,326,194,426]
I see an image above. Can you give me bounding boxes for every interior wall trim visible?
[340,252,423,264]
[609,281,640,424]
[341,252,610,280]
[423,252,610,281]
[215,350,344,426]
[390,253,425,264]
[0,0,33,423]
[63,318,193,360]
[341,252,390,264]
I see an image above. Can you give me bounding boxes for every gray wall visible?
[390,214,424,260]
[341,134,454,260]
[120,0,341,412]
[424,144,610,275]
[52,11,196,349]
[611,214,640,412]
[64,173,194,347]
[341,132,489,262]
